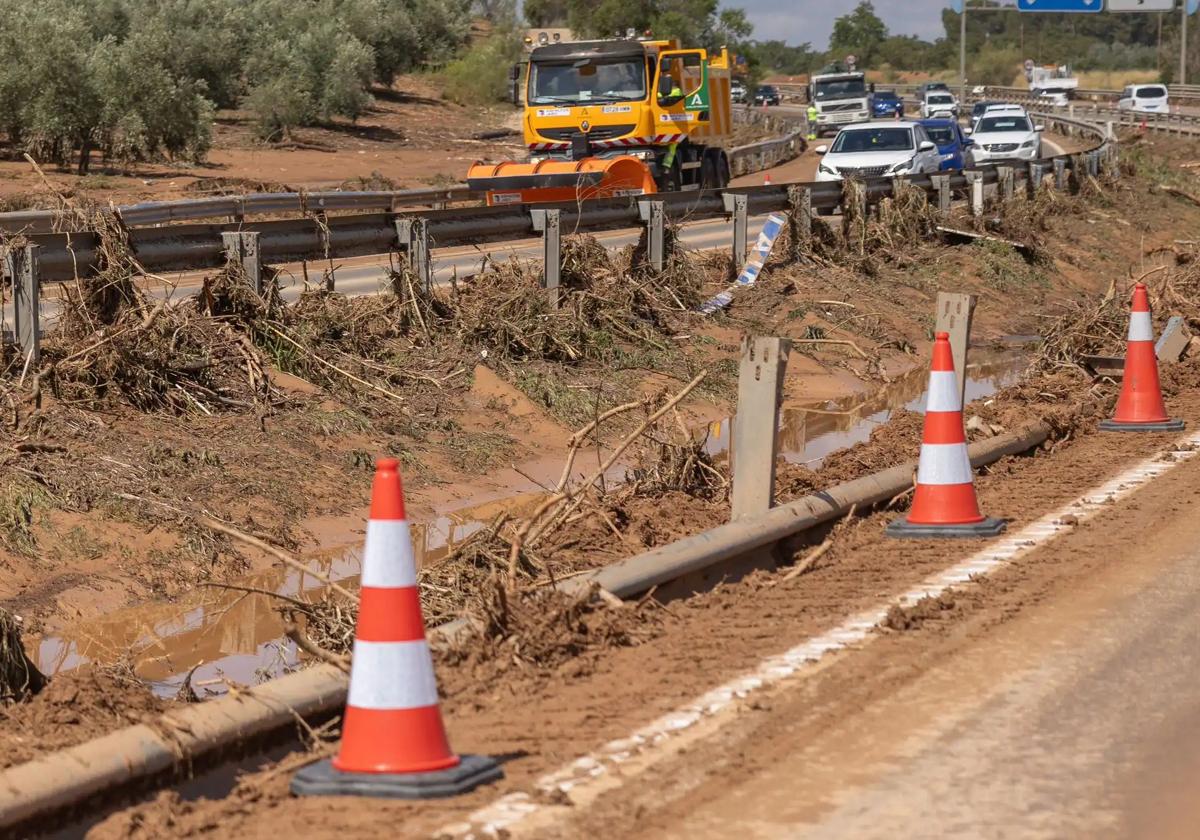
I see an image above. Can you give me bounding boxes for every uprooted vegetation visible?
[0,133,1177,663]
[0,201,735,617]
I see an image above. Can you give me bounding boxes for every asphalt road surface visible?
[633,447,1200,840]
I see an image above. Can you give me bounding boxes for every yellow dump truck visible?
[468,37,734,206]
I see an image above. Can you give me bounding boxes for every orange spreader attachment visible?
[467,155,657,206]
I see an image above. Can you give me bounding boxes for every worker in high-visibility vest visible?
[806,103,818,141]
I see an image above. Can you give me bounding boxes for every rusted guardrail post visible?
[221,231,262,296]
[395,218,432,292]
[931,174,952,215]
[723,192,749,274]
[731,335,790,520]
[531,208,561,307]
[637,199,666,273]
[787,185,812,252]
[4,244,40,368]
[935,292,976,408]
[1053,158,1068,191]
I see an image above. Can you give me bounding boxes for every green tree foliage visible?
[0,0,472,171]
[533,0,752,54]
[829,1,887,68]
[942,4,1169,75]
[752,41,818,77]
[442,27,525,106]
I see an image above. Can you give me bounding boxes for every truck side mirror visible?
[509,64,522,107]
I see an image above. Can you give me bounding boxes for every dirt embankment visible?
[3,130,1200,818]
[0,75,523,209]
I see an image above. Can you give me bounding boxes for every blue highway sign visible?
[1017,0,1104,11]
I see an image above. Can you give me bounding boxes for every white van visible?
[1119,84,1169,114]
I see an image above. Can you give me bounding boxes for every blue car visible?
[871,90,904,119]
[918,118,974,170]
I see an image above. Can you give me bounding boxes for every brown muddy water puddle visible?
[704,351,1026,468]
[33,350,1027,698]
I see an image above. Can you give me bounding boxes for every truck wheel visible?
[718,152,731,187]
[658,160,682,193]
[700,156,716,191]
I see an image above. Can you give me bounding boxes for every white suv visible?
[815,122,943,182]
[921,92,959,119]
[968,113,1043,165]
[1119,84,1169,114]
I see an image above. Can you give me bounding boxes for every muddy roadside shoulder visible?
[80,366,1200,838]
[8,128,1200,831]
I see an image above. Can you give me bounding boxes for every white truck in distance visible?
[808,68,870,136]
[1028,63,1077,104]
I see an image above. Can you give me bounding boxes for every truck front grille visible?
[539,124,637,142]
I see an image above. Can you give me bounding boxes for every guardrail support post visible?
[964,171,984,217]
[731,335,790,521]
[1053,158,1068,191]
[531,208,562,307]
[935,292,976,408]
[637,199,666,273]
[4,244,40,368]
[221,231,262,296]
[786,185,812,255]
[1087,151,1100,178]
[395,218,432,292]
[1027,160,1046,195]
[931,174,952,215]
[722,192,749,275]
[996,166,1015,202]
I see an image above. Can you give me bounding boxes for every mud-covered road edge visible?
[0,423,1051,835]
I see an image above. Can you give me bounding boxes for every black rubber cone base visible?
[1099,418,1185,433]
[886,516,1007,539]
[290,754,502,799]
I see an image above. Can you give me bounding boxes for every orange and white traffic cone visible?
[291,458,502,798]
[1100,282,1184,433]
[764,172,772,186]
[887,333,1005,538]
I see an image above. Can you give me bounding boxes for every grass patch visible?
[446,428,516,474]
[510,369,602,429]
[975,240,1047,293]
[0,480,51,558]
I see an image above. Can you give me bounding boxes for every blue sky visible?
[738,0,951,49]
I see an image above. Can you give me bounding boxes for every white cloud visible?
[734,0,950,49]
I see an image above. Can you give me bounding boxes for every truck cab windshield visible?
[530,59,646,105]
[815,79,866,100]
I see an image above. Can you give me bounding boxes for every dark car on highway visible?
[872,90,904,118]
[972,100,1004,122]
[753,85,781,106]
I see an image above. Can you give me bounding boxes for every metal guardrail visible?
[0,109,809,236]
[1,112,1113,365]
[978,89,1200,137]
[0,186,475,236]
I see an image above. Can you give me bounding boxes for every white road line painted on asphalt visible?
[438,430,1200,839]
